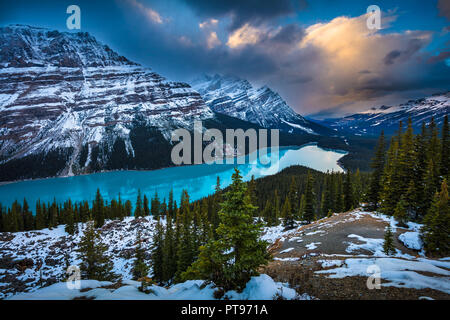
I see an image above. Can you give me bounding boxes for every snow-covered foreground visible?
[1,209,449,299]
[7,274,312,300]
[0,216,308,299]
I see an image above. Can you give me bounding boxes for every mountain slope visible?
[0,25,215,181]
[191,74,334,136]
[316,93,450,136]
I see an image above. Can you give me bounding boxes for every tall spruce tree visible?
[422,179,449,257]
[132,228,149,280]
[303,172,315,223]
[150,218,165,283]
[134,189,143,218]
[343,170,354,211]
[76,221,117,281]
[181,168,270,292]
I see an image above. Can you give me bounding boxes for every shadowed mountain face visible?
[315,93,450,136]
[0,25,215,181]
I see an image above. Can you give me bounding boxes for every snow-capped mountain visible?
[0,25,215,181]
[191,74,332,136]
[317,93,450,136]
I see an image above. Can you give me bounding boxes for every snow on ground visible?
[0,217,161,299]
[8,274,310,300]
[399,232,423,250]
[316,257,450,294]
[305,242,321,250]
[261,223,300,243]
[318,260,343,268]
[0,217,302,299]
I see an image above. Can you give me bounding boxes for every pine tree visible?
[343,170,354,211]
[383,225,395,255]
[181,168,270,292]
[288,177,298,219]
[76,220,117,281]
[93,189,105,228]
[35,200,46,230]
[441,115,449,179]
[282,197,295,230]
[132,228,149,280]
[143,195,150,216]
[64,199,75,235]
[303,172,315,223]
[393,197,408,227]
[367,131,386,210]
[134,189,143,218]
[422,179,449,257]
[162,214,176,283]
[175,191,195,281]
[150,218,165,284]
[298,193,306,221]
[211,176,222,236]
[151,191,161,220]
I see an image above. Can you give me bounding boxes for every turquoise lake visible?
[0,144,346,211]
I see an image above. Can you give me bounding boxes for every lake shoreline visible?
[0,142,347,187]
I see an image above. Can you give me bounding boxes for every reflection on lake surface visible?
[0,144,346,211]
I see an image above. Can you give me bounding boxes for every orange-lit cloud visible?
[126,0,164,24]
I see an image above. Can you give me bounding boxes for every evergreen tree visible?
[132,228,149,280]
[162,214,176,283]
[134,189,143,218]
[383,225,395,255]
[281,196,295,230]
[143,195,150,216]
[303,172,315,223]
[92,189,105,228]
[393,197,408,227]
[151,191,161,220]
[76,221,117,281]
[367,131,385,210]
[441,115,449,179]
[35,200,46,230]
[175,191,195,281]
[343,170,354,211]
[422,179,449,257]
[182,168,270,292]
[64,199,76,235]
[168,189,174,219]
[150,218,165,284]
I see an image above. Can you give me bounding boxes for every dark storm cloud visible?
[384,50,402,65]
[438,0,450,20]
[182,0,307,30]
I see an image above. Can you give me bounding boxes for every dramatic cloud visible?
[182,0,307,30]
[126,0,164,24]
[102,1,450,116]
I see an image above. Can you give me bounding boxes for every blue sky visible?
[1,0,449,117]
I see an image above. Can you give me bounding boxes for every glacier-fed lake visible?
[0,144,346,211]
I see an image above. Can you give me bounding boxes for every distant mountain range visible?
[315,93,449,136]
[0,25,337,182]
[191,74,335,136]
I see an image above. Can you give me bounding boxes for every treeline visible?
[367,115,449,256]
[0,189,171,233]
